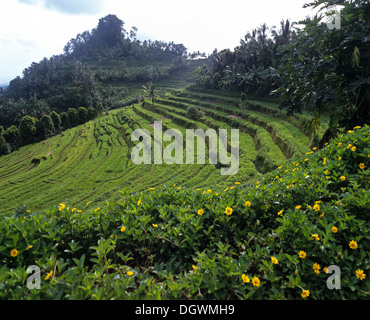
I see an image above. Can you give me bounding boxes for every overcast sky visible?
[0,0,318,84]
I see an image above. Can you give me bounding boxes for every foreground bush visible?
[0,126,368,300]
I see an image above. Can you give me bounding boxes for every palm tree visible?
[143,82,157,109]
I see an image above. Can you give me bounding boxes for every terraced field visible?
[0,88,321,215]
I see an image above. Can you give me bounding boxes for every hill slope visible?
[0,88,316,215]
[0,125,368,300]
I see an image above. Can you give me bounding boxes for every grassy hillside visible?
[0,125,368,299]
[0,87,318,216]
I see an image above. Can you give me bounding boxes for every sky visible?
[0,0,318,84]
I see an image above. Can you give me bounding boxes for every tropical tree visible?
[0,126,8,155]
[50,111,61,132]
[60,112,70,130]
[78,107,88,124]
[67,108,79,127]
[87,106,98,120]
[19,115,37,145]
[3,125,20,151]
[276,0,370,140]
[143,82,157,108]
[37,114,55,140]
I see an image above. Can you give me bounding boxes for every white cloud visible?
[18,0,104,15]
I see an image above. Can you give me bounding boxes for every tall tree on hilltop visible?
[92,14,126,48]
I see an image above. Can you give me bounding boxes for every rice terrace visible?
[0,0,369,302]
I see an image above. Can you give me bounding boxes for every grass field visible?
[0,86,321,216]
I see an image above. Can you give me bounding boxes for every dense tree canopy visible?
[194,0,369,137]
[277,0,370,136]
[0,14,188,130]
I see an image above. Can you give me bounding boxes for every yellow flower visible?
[349,240,358,249]
[331,226,338,233]
[192,265,197,274]
[359,163,365,170]
[338,142,342,147]
[354,126,361,129]
[234,182,241,185]
[225,207,233,216]
[177,187,182,190]
[45,271,53,280]
[137,199,141,206]
[313,263,321,274]
[126,271,134,277]
[313,204,320,211]
[324,170,329,175]
[347,144,352,149]
[59,203,66,211]
[26,245,33,251]
[311,234,320,241]
[271,257,279,265]
[323,158,327,165]
[347,130,353,133]
[325,176,330,180]
[323,267,328,274]
[355,269,366,280]
[86,201,91,205]
[299,251,307,259]
[351,146,356,152]
[94,208,100,212]
[304,158,308,162]
[340,176,346,181]
[10,249,18,257]
[77,210,82,213]
[71,208,77,212]
[120,226,126,232]
[152,224,158,228]
[295,205,301,210]
[251,276,260,287]
[277,209,284,216]
[241,274,250,283]
[301,290,310,299]
[313,147,317,151]
[244,201,251,207]
[224,187,229,192]
[197,209,204,216]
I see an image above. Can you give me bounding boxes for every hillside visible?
[0,125,368,300]
[0,87,321,215]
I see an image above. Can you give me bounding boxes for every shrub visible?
[37,115,55,140]
[67,108,79,127]
[18,115,37,145]
[60,112,70,130]
[50,111,62,132]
